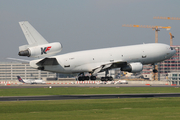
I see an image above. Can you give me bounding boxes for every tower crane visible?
[122,24,171,43]
[153,16,176,46]
[169,32,174,46]
[153,16,180,20]
[122,24,171,81]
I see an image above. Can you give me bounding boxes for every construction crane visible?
[153,16,180,20]
[122,24,171,81]
[122,24,171,43]
[153,17,176,46]
[169,32,174,46]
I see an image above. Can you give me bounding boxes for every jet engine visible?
[18,42,62,58]
[121,62,143,73]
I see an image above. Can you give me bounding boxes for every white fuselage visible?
[23,79,46,84]
[30,43,176,74]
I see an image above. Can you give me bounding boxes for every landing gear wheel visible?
[109,76,113,81]
[84,76,89,80]
[153,69,158,73]
[101,77,105,81]
[101,76,113,81]
[78,76,84,81]
[90,76,96,80]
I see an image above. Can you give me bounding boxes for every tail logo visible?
[17,76,25,83]
[41,46,51,54]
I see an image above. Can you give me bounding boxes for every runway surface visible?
[1,93,180,101]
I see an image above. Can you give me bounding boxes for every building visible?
[168,72,180,85]
[0,62,57,80]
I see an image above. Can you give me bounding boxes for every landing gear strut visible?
[100,70,113,81]
[152,64,158,81]
[152,64,158,73]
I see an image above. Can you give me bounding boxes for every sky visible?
[0,0,180,61]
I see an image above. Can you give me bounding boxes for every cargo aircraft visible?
[17,21,176,81]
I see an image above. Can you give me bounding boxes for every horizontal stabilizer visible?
[7,58,30,62]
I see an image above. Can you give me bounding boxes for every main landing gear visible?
[77,70,114,81]
[78,73,96,81]
[101,76,113,81]
[101,70,113,81]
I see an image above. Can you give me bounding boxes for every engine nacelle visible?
[18,42,62,58]
[121,62,143,73]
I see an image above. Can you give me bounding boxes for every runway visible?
[1,83,179,89]
[1,93,180,101]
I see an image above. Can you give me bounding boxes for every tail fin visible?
[19,21,48,46]
[17,76,25,83]
[18,21,62,58]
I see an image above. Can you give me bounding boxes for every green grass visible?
[1,87,180,96]
[0,98,180,120]
[1,87,180,120]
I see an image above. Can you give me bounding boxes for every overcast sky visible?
[0,0,180,61]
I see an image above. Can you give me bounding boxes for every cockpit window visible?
[170,47,174,50]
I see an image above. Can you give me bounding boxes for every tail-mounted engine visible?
[18,42,62,58]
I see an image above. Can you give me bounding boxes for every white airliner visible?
[17,21,176,81]
[17,76,46,84]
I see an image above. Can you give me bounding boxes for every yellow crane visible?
[169,32,174,46]
[122,24,171,43]
[153,16,180,20]
[153,17,176,46]
[122,24,171,80]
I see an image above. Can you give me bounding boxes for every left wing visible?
[92,61,127,75]
[7,58,30,62]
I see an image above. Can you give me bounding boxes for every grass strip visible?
[0,97,180,120]
[1,87,180,96]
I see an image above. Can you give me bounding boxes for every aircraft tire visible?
[90,76,96,80]
[153,69,158,73]
[109,76,113,81]
[85,76,89,80]
[101,77,105,81]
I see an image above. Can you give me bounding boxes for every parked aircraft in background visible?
[17,76,46,84]
[114,80,128,84]
[17,21,176,81]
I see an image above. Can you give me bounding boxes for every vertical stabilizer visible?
[19,21,48,46]
[17,76,25,83]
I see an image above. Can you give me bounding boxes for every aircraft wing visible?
[92,61,127,75]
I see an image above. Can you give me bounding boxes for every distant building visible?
[0,62,56,80]
[168,72,180,85]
